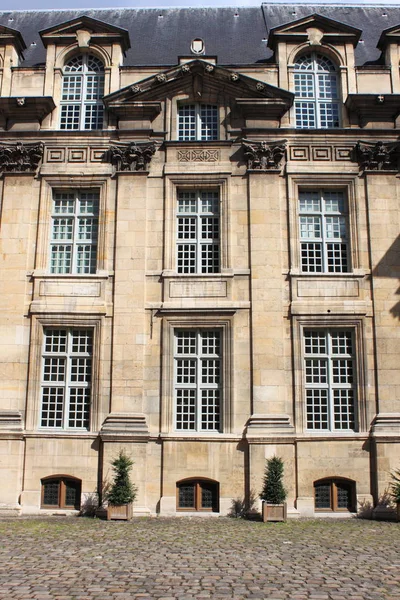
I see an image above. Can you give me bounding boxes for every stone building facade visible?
[0,3,399,517]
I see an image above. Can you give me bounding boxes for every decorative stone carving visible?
[242,139,286,170]
[230,73,239,82]
[353,140,400,171]
[256,82,265,92]
[181,64,191,73]
[177,149,219,162]
[204,63,214,73]
[156,73,167,83]
[131,85,141,94]
[0,141,44,173]
[107,141,157,172]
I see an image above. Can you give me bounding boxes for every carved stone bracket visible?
[107,141,157,172]
[0,141,44,173]
[241,139,287,171]
[353,140,400,171]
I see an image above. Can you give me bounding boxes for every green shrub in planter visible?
[106,450,137,506]
[389,468,400,504]
[260,455,287,505]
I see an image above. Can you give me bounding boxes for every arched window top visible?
[60,53,105,130]
[176,478,219,512]
[294,51,340,129]
[41,475,81,510]
[295,53,337,73]
[64,54,104,73]
[314,477,355,512]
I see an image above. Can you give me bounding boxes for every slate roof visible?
[0,4,399,68]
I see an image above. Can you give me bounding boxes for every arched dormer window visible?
[294,53,340,129]
[60,54,104,130]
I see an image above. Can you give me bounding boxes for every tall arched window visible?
[294,53,340,129]
[60,54,104,130]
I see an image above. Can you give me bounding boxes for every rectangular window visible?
[40,328,93,430]
[177,189,220,274]
[174,329,221,432]
[50,190,99,274]
[177,104,218,141]
[299,189,349,273]
[304,329,356,431]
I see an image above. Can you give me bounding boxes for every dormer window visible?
[294,53,340,129]
[178,104,218,141]
[60,54,104,130]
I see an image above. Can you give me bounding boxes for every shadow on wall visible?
[371,234,400,320]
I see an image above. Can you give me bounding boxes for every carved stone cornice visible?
[0,141,44,173]
[353,140,400,172]
[241,138,286,171]
[107,141,157,172]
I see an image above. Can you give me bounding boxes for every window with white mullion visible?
[294,53,340,129]
[175,330,221,432]
[50,190,99,275]
[40,329,93,430]
[299,189,348,273]
[60,54,104,131]
[304,330,355,432]
[177,104,218,141]
[177,190,220,274]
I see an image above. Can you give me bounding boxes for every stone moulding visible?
[106,141,157,172]
[241,139,287,171]
[353,140,400,171]
[245,414,295,439]
[0,410,23,432]
[100,413,150,441]
[0,141,44,173]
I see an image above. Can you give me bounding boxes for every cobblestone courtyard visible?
[0,517,399,600]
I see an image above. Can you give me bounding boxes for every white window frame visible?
[161,317,232,435]
[60,54,104,131]
[49,189,99,275]
[174,328,222,432]
[294,52,340,129]
[40,328,93,431]
[176,189,220,274]
[303,328,356,432]
[177,103,219,141]
[299,188,349,273]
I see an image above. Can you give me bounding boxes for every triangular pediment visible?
[0,24,26,57]
[104,59,293,109]
[378,24,400,50]
[268,13,361,49]
[39,15,130,52]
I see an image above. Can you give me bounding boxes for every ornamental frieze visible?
[0,141,44,173]
[353,140,400,171]
[177,149,219,162]
[241,139,286,170]
[107,141,157,172]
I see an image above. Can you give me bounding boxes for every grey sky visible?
[1,0,399,12]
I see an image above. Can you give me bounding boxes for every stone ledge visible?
[100,413,150,442]
[245,414,295,440]
[0,410,23,432]
[370,413,400,438]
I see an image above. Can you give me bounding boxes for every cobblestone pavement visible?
[0,517,399,600]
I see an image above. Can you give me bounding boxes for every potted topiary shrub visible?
[389,467,400,522]
[106,449,137,521]
[260,455,287,522]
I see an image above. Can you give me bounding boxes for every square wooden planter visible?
[262,502,287,522]
[107,503,133,521]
